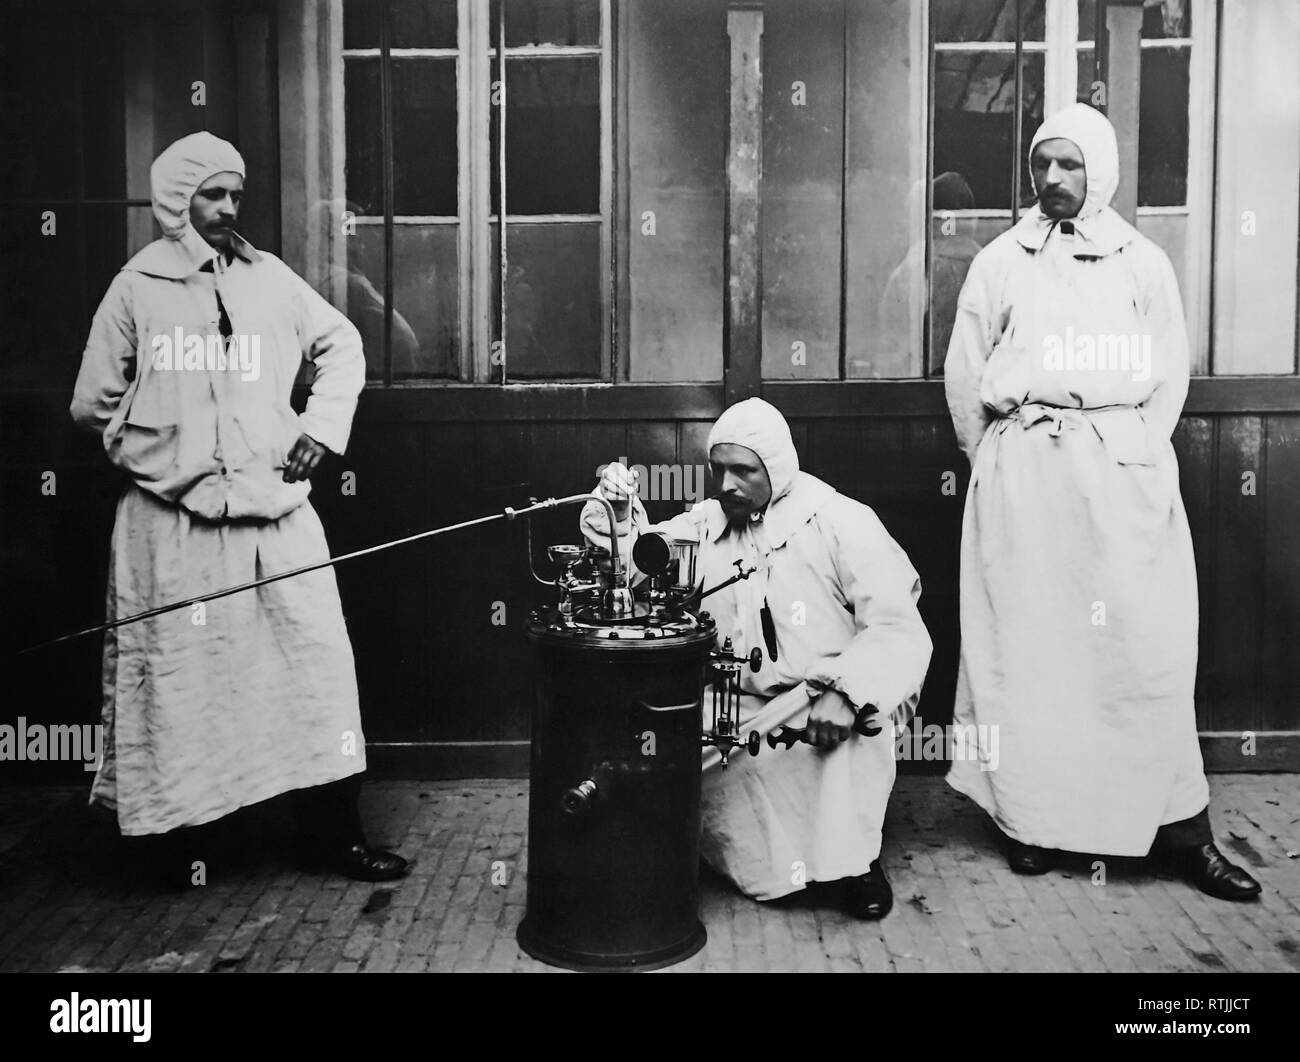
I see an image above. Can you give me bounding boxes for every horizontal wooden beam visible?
[6,375,1300,427]
[350,383,726,422]
[1200,732,1300,773]
[365,741,530,779]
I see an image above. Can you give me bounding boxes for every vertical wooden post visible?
[277,0,345,303]
[1104,0,1143,225]
[725,6,763,406]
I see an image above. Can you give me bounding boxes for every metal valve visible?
[705,637,764,767]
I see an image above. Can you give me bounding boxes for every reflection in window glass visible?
[932,0,1045,43]
[342,223,389,381]
[1077,0,1191,43]
[934,51,1045,209]
[391,224,459,378]
[492,222,602,378]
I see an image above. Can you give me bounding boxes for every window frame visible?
[928,0,1215,372]
[340,0,613,387]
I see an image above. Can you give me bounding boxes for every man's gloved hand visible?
[283,433,328,483]
[597,461,640,522]
[806,688,858,750]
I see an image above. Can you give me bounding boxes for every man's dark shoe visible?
[323,843,410,882]
[1173,843,1261,901]
[1007,839,1055,875]
[843,860,893,920]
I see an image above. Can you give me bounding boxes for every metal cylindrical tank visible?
[517,606,716,971]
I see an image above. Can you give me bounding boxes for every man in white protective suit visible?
[582,398,933,917]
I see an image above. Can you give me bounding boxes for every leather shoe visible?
[843,861,893,920]
[1173,843,1261,901]
[1006,839,1055,875]
[312,843,410,882]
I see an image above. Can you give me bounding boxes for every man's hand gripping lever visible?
[767,702,884,750]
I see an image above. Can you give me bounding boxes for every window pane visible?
[932,0,1045,43]
[495,0,601,48]
[934,51,1045,209]
[494,58,600,215]
[1078,0,1191,44]
[1138,48,1189,206]
[391,224,459,378]
[344,59,383,214]
[924,215,1011,376]
[492,222,602,378]
[392,59,458,215]
[344,0,380,49]
[1142,0,1191,38]
[343,222,389,381]
[390,0,458,48]
[1076,46,1099,103]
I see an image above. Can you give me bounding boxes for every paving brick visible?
[1,777,1295,973]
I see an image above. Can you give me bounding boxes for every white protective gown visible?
[582,404,932,900]
[71,134,367,835]
[944,104,1209,856]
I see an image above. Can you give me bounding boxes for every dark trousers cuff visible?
[1152,806,1213,850]
[291,774,365,850]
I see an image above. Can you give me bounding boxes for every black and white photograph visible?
[0,0,1296,1021]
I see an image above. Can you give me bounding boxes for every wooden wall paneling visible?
[1209,416,1265,734]
[626,0,728,382]
[419,419,488,740]
[759,0,844,382]
[1173,416,1216,731]
[678,419,716,507]
[904,419,964,733]
[624,419,681,523]
[327,422,432,741]
[1262,414,1300,734]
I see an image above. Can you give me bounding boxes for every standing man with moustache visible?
[943,104,1259,900]
[72,132,408,883]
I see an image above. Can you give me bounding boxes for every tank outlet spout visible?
[561,778,599,816]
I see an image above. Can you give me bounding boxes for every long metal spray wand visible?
[18,493,621,655]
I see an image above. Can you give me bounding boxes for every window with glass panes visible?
[342,0,610,384]
[927,0,1211,374]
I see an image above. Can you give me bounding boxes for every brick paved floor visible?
[0,775,1296,973]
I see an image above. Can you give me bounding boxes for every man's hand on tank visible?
[598,461,639,520]
[283,433,328,482]
[807,689,857,749]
